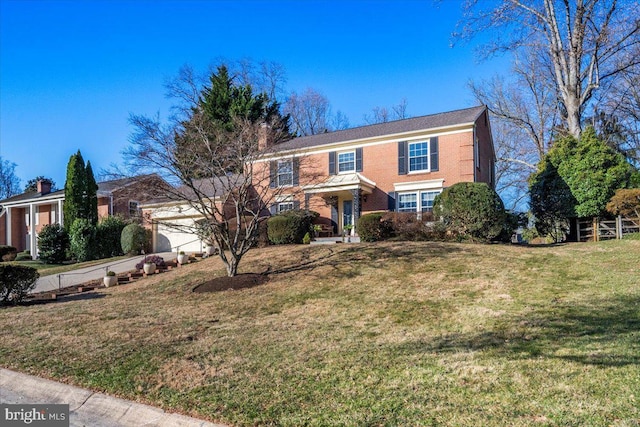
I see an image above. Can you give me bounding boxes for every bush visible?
[106,270,116,277]
[0,264,39,304]
[121,223,148,255]
[15,252,32,262]
[135,255,165,270]
[381,212,435,241]
[433,182,509,242]
[69,218,97,262]
[38,224,69,264]
[0,245,17,262]
[357,213,393,242]
[96,216,127,259]
[267,210,319,245]
[302,232,311,244]
[606,188,640,218]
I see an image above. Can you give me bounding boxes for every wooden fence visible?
[577,216,640,242]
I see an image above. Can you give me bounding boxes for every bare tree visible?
[284,88,333,136]
[363,99,410,124]
[458,0,640,138]
[0,157,21,200]
[124,66,316,277]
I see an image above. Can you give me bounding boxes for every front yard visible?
[0,240,638,426]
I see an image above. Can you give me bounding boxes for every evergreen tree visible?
[85,161,98,225]
[63,151,86,230]
[176,64,291,177]
[63,151,99,229]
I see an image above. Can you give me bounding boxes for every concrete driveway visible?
[32,252,178,294]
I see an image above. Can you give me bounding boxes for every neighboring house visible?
[0,174,168,258]
[260,105,494,234]
[143,105,495,250]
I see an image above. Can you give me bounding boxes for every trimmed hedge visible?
[0,245,17,262]
[0,264,39,304]
[38,224,69,264]
[357,213,393,242]
[267,210,319,245]
[69,218,97,262]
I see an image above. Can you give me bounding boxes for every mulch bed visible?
[192,273,269,293]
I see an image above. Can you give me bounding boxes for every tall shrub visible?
[267,210,318,244]
[69,218,97,262]
[433,182,509,242]
[96,216,127,258]
[37,224,69,264]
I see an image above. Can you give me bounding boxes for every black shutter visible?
[293,200,301,210]
[329,151,336,175]
[388,191,397,211]
[430,137,439,172]
[292,158,300,185]
[398,142,407,175]
[355,147,363,172]
[269,161,277,188]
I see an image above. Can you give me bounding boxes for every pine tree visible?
[85,161,98,225]
[63,151,86,230]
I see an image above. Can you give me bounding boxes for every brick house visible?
[0,174,168,258]
[258,105,494,235]
[142,105,495,251]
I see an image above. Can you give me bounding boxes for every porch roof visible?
[302,173,376,195]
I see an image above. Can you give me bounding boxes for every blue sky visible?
[0,0,506,189]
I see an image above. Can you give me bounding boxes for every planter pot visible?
[103,276,118,287]
[177,254,188,265]
[143,262,156,275]
[205,246,217,256]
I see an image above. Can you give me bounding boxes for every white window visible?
[398,193,418,212]
[277,160,293,186]
[421,191,439,213]
[277,202,294,213]
[129,200,140,217]
[338,151,355,173]
[408,141,428,172]
[398,190,441,213]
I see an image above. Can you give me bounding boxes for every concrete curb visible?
[0,369,227,427]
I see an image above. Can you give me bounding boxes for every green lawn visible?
[0,240,638,426]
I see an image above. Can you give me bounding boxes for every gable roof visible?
[0,174,164,206]
[267,105,487,153]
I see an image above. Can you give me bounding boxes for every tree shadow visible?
[1,291,106,308]
[394,294,640,367]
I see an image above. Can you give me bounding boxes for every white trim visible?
[393,179,445,192]
[257,124,473,162]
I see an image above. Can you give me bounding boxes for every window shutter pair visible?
[329,149,363,174]
[398,138,439,174]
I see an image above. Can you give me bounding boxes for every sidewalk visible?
[0,368,226,427]
[32,252,178,294]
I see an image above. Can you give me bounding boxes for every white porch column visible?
[58,199,64,227]
[29,203,37,259]
[6,207,12,246]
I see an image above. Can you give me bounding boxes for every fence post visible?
[576,218,581,242]
[617,215,622,239]
[593,217,599,242]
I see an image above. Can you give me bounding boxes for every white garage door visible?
[155,221,204,253]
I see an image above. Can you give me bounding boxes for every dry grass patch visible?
[1,240,639,426]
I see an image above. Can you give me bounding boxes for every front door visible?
[342,200,353,234]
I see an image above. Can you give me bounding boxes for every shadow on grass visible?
[1,291,106,309]
[267,242,462,279]
[395,294,640,367]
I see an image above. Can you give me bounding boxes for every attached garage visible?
[154,219,206,253]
